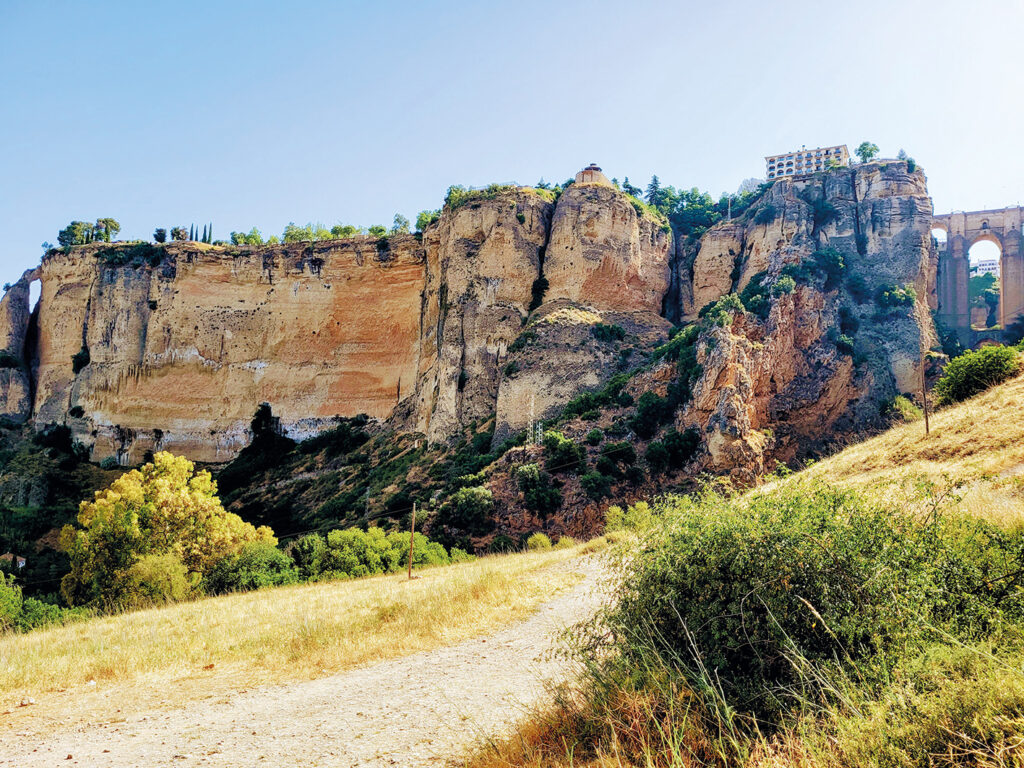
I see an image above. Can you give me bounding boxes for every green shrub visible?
[875,283,917,309]
[204,541,299,593]
[933,345,1022,405]
[71,345,90,374]
[601,441,636,466]
[99,456,119,470]
[698,293,744,328]
[739,272,770,319]
[449,547,475,563]
[126,554,192,606]
[553,535,577,550]
[585,428,603,445]
[592,323,626,342]
[604,500,655,532]
[753,204,777,225]
[442,486,495,534]
[526,532,552,551]
[580,471,612,500]
[542,430,585,474]
[591,485,1024,722]
[836,333,855,355]
[290,533,328,580]
[771,274,796,296]
[508,329,537,355]
[885,394,923,422]
[515,463,562,515]
[629,392,673,439]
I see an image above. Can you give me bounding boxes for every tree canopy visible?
[59,452,274,608]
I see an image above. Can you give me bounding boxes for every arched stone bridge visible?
[934,206,1024,342]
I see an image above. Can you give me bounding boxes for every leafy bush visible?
[629,392,673,439]
[771,274,796,296]
[591,485,1024,722]
[753,204,777,225]
[601,441,636,466]
[205,541,299,593]
[71,345,90,374]
[739,272,770,319]
[592,323,626,342]
[99,456,119,470]
[885,394,923,422]
[553,536,577,550]
[585,429,603,445]
[875,283,917,309]
[126,553,192,606]
[698,293,744,328]
[291,533,328,580]
[526,532,552,551]
[580,471,612,500]
[0,574,88,633]
[442,486,495,534]
[605,500,655,532]
[508,329,537,355]
[59,452,275,608]
[836,333,855,355]
[933,345,1022,405]
[542,430,585,474]
[515,463,562,515]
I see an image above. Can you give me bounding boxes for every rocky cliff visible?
[0,162,937,482]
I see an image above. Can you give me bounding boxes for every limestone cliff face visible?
[28,239,426,462]
[0,162,939,477]
[545,183,673,313]
[410,190,554,443]
[676,161,936,480]
[0,269,37,423]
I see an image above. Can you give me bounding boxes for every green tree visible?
[153,228,167,243]
[57,221,93,247]
[415,210,440,232]
[230,227,264,246]
[170,226,188,241]
[331,224,359,238]
[93,218,121,242]
[856,141,880,163]
[282,222,314,243]
[367,224,387,238]
[391,214,410,235]
[59,452,275,608]
[443,486,495,535]
[622,177,642,198]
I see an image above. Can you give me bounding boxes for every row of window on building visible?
[765,145,850,180]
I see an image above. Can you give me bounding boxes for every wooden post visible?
[407,502,416,580]
[921,350,931,436]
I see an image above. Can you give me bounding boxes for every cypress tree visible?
[208,223,213,243]
[189,224,195,241]
[201,225,207,243]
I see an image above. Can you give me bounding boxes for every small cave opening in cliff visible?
[28,279,40,313]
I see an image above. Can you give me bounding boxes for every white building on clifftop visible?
[766,145,849,180]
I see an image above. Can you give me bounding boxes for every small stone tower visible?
[574,163,611,186]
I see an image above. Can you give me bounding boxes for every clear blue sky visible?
[2,0,1022,283]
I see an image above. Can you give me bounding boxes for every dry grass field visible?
[762,371,1024,528]
[0,547,585,728]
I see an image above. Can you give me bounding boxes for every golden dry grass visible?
[765,371,1024,528]
[0,548,583,725]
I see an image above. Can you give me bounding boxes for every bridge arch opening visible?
[968,237,1003,329]
[930,224,948,247]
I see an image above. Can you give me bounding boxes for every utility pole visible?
[407,502,416,580]
[921,349,930,436]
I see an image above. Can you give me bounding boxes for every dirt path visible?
[0,557,606,767]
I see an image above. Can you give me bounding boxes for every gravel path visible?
[1,557,606,767]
